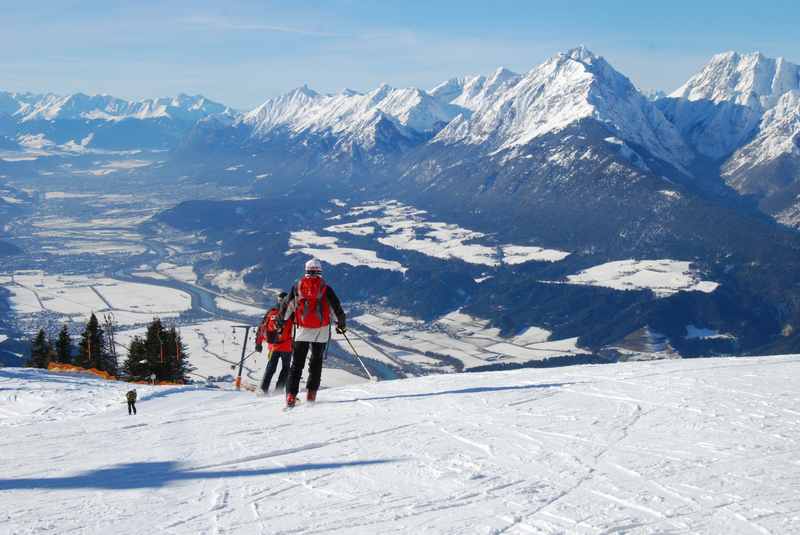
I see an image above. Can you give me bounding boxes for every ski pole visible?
[323,323,332,361]
[346,328,398,364]
[230,350,259,371]
[340,331,376,382]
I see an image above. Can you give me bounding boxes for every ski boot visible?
[306,389,317,403]
[286,393,297,408]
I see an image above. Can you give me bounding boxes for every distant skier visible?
[126,389,137,415]
[280,258,346,408]
[255,291,293,395]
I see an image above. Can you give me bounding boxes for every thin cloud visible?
[179,15,344,38]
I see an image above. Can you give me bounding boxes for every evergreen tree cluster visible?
[28,315,191,383]
[27,324,75,369]
[28,314,121,370]
[122,317,192,383]
[73,313,118,375]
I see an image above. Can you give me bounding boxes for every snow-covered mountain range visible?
[175,47,800,229]
[6,47,800,357]
[5,47,800,220]
[0,91,229,122]
[0,91,230,151]
[658,51,800,223]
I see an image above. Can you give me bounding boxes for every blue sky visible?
[2,1,798,109]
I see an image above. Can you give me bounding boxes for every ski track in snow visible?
[2,356,800,533]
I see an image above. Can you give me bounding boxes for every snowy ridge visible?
[1,91,230,122]
[241,83,462,148]
[433,47,691,171]
[4,356,800,533]
[430,66,522,111]
[670,51,800,109]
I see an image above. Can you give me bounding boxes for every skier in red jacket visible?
[255,292,293,395]
[279,258,346,407]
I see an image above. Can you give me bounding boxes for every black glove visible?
[255,343,263,353]
[336,321,347,334]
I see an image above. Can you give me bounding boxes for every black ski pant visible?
[127,401,136,415]
[286,341,326,396]
[261,350,291,393]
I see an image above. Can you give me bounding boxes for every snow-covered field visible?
[215,297,265,318]
[0,271,191,326]
[288,230,406,272]
[156,263,198,284]
[350,310,586,373]
[562,260,719,297]
[326,201,571,267]
[3,355,800,533]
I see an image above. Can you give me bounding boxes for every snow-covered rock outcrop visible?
[724,90,800,178]
[662,51,800,159]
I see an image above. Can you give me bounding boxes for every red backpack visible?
[264,308,282,344]
[295,275,330,329]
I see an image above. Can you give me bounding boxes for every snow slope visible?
[3,356,800,534]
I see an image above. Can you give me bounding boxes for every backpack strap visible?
[317,280,327,323]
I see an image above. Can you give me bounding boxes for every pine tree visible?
[75,313,108,371]
[165,326,193,383]
[27,328,51,368]
[144,317,167,381]
[54,324,72,364]
[120,318,193,383]
[122,336,149,381]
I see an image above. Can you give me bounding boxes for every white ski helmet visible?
[305,258,322,274]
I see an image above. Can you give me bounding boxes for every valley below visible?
[0,154,606,386]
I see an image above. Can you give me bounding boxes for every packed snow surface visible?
[3,355,800,533]
[562,259,719,297]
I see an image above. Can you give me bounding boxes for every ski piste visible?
[283,398,322,412]
[5,356,800,533]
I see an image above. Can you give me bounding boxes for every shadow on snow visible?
[330,381,579,403]
[0,459,398,491]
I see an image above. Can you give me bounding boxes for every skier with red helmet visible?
[279,258,346,408]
